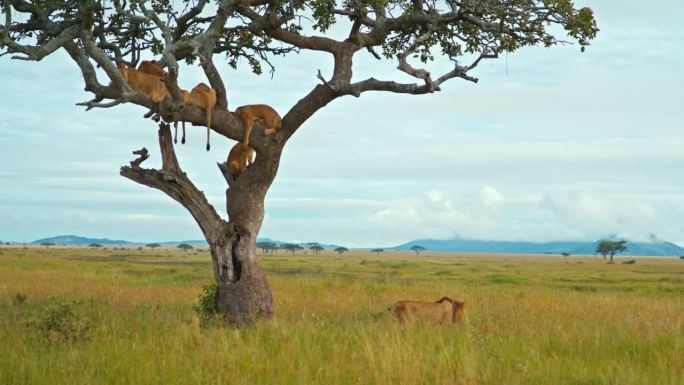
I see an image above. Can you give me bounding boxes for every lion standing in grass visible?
[392,297,465,324]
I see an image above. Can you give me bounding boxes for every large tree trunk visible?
[211,223,274,326]
[121,123,277,326]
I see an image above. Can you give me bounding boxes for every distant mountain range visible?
[30,235,340,249]
[32,235,133,245]
[390,234,684,257]
[28,234,684,256]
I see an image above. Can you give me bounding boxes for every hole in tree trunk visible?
[231,231,242,282]
[232,255,242,281]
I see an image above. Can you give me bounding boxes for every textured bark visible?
[121,123,275,325]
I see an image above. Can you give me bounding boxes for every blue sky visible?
[1,0,683,247]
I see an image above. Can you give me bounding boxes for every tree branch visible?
[0,1,81,61]
[396,32,438,92]
[120,123,222,242]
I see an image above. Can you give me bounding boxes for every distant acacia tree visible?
[256,241,278,254]
[561,252,571,261]
[335,247,349,256]
[596,241,627,263]
[40,242,55,249]
[146,243,162,250]
[281,243,302,255]
[0,0,597,325]
[411,245,426,256]
[177,243,194,251]
[89,243,103,249]
[371,248,385,257]
[308,243,324,255]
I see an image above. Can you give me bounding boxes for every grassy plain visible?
[0,246,683,385]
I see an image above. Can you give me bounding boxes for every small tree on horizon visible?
[371,248,385,257]
[411,245,426,256]
[40,242,54,249]
[177,243,194,251]
[256,241,278,255]
[308,243,324,255]
[596,241,627,263]
[281,243,302,255]
[89,243,103,249]
[335,247,349,256]
[561,252,571,262]
[146,243,162,251]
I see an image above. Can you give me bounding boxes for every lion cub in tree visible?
[233,104,282,146]
[227,142,255,180]
[117,63,169,103]
[392,297,465,324]
[182,83,217,151]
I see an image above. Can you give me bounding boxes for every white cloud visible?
[479,186,505,211]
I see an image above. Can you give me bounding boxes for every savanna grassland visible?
[0,246,683,385]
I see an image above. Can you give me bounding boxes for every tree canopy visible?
[308,243,324,254]
[281,243,303,254]
[0,0,597,133]
[256,241,278,254]
[410,245,425,256]
[596,240,627,263]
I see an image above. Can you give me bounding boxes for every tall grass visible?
[0,247,682,384]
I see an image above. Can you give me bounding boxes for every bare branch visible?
[120,123,222,242]
[76,97,125,111]
[396,33,438,92]
[173,0,210,38]
[344,48,498,96]
[129,148,150,168]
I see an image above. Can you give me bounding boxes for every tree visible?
[411,245,426,256]
[1,0,597,325]
[89,243,103,249]
[596,241,628,263]
[334,247,349,256]
[281,243,302,255]
[256,241,277,254]
[561,252,571,262]
[146,243,161,250]
[371,248,385,257]
[177,243,194,251]
[308,243,324,255]
[40,242,54,249]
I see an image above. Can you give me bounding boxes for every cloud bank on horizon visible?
[1,0,683,247]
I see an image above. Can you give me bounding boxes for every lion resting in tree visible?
[391,296,465,324]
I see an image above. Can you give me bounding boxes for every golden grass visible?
[0,246,683,384]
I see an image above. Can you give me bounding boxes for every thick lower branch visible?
[119,124,222,244]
